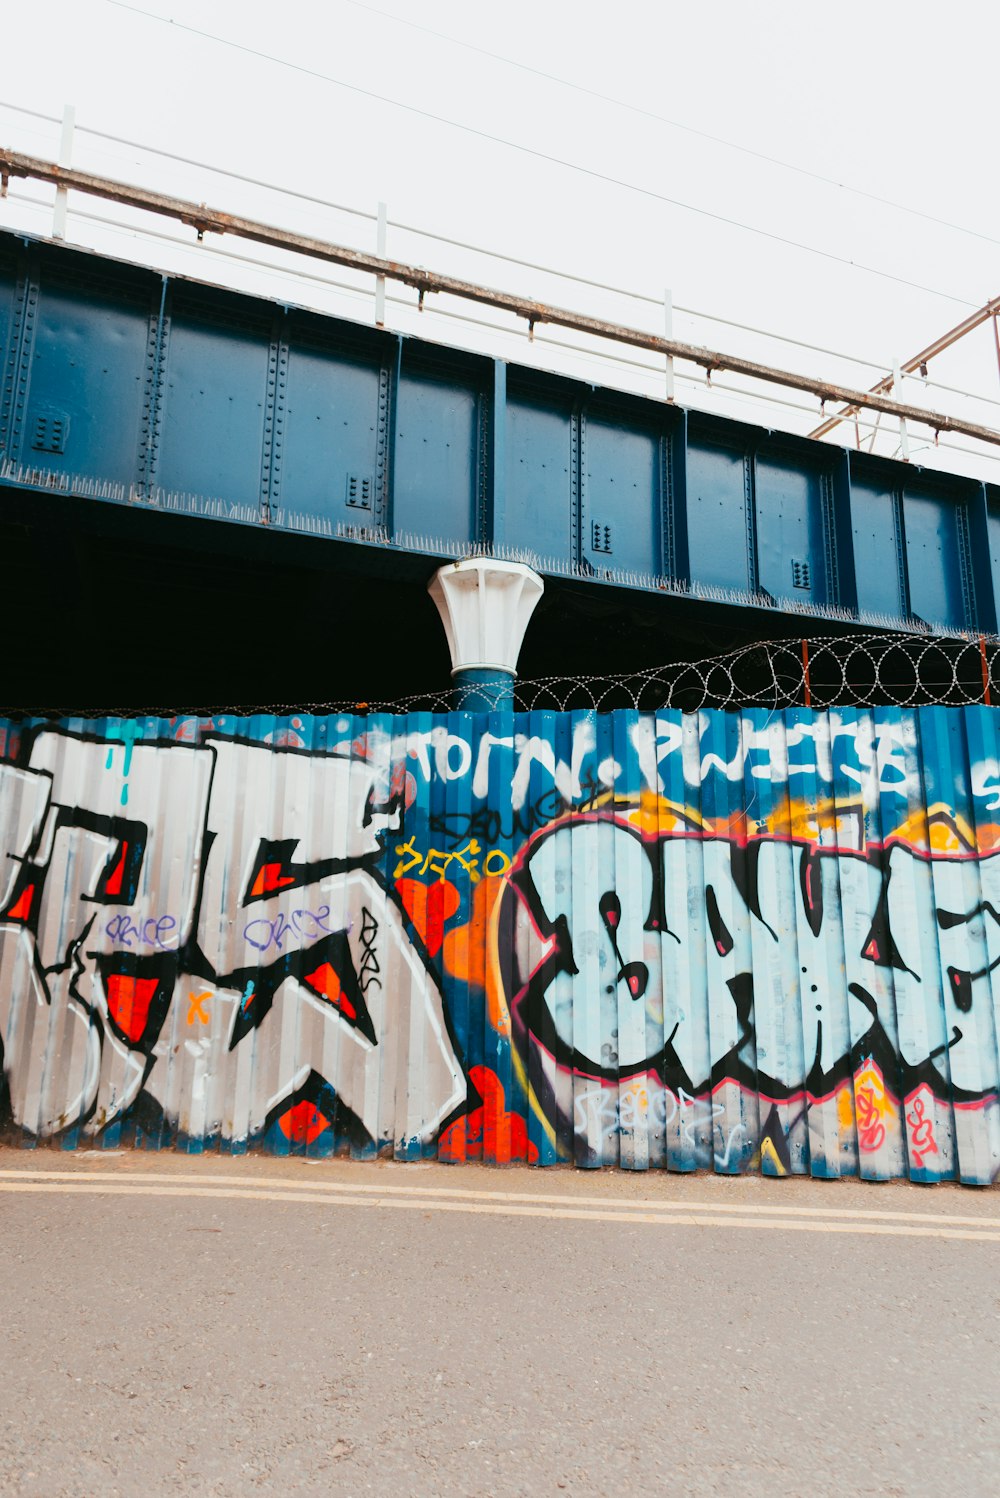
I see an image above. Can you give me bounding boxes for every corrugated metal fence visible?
[2,706,1000,1184]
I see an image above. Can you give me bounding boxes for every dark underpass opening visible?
[0,488,988,717]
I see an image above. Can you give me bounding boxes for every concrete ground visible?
[1,1148,999,1497]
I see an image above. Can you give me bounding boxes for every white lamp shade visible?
[428,559,544,676]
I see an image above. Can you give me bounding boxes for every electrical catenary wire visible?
[105,1,980,310]
[338,0,1000,254]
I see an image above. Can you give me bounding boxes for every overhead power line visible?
[105,0,979,310]
[339,0,1000,253]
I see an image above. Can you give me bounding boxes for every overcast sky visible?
[2,0,999,478]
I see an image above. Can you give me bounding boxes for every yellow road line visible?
[0,1166,998,1231]
[2,1177,1000,1242]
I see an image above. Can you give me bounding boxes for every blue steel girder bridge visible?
[1,222,999,711]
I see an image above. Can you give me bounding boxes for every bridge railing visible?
[2,99,1000,486]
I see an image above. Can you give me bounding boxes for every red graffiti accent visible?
[906,1093,939,1168]
[864,939,880,961]
[278,1101,330,1146]
[4,884,34,923]
[438,1065,538,1166]
[103,843,129,898]
[249,861,297,899]
[170,717,215,743]
[855,1087,886,1152]
[395,877,460,958]
[390,760,418,812]
[303,961,357,1022]
[104,973,159,1044]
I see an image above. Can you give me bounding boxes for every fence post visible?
[664,288,675,402]
[893,356,909,461]
[802,639,812,707]
[52,104,76,241]
[375,200,387,328]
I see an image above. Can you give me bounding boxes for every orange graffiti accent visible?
[766,796,862,847]
[629,794,705,839]
[441,874,511,1033]
[626,792,1000,858]
[836,1084,855,1130]
[906,1091,939,1168]
[889,803,977,855]
[395,877,461,958]
[709,810,754,846]
[278,1100,330,1146]
[438,1065,538,1166]
[187,990,211,1026]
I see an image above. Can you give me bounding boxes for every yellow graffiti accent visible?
[759,1136,788,1176]
[394,837,482,882]
[628,794,707,838]
[393,836,422,877]
[889,803,977,854]
[852,1058,896,1153]
[855,1059,894,1114]
[483,849,511,877]
[765,795,863,847]
[836,1085,855,1130]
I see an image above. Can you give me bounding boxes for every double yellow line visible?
[2,1167,1000,1242]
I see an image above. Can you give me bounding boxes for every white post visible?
[664,288,675,402]
[428,558,544,709]
[52,104,76,241]
[893,356,909,461]
[375,201,387,328]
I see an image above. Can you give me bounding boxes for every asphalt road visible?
[1,1149,999,1497]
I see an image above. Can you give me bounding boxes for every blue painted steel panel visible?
[504,395,574,560]
[23,274,150,489]
[903,487,968,629]
[279,340,385,528]
[393,368,479,543]
[987,493,1000,616]
[754,454,829,605]
[2,704,1000,1184]
[685,440,751,592]
[154,301,270,513]
[582,417,659,576]
[849,474,905,619]
[0,248,18,448]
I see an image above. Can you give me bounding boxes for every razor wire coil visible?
[3,631,999,721]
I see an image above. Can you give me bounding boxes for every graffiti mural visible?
[3,705,1000,1184]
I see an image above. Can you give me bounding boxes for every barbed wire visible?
[3,631,1000,722]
